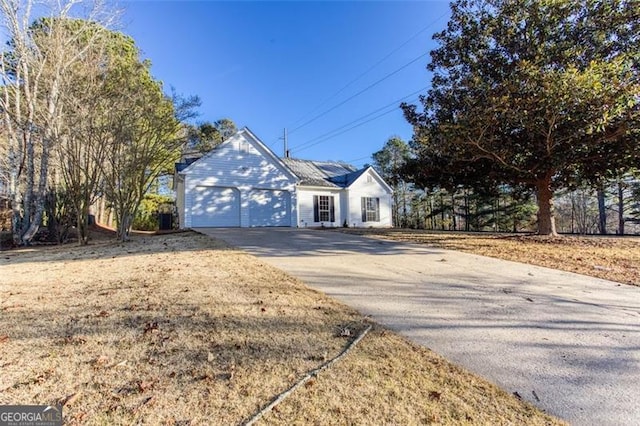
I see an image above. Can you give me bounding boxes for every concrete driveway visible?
[199,228,640,425]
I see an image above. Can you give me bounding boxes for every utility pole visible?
[283,128,289,158]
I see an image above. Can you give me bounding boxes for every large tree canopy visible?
[186,118,237,153]
[403,0,640,235]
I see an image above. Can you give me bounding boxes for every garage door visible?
[249,190,291,227]
[191,186,240,227]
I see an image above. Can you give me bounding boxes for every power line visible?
[292,107,400,154]
[292,86,427,152]
[286,11,448,131]
[344,155,372,164]
[288,52,429,136]
[292,96,420,155]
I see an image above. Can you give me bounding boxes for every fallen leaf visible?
[195,373,213,381]
[428,390,441,401]
[63,336,87,345]
[94,355,110,366]
[59,392,81,406]
[72,412,88,422]
[0,335,9,344]
[143,321,159,334]
[138,380,154,392]
[340,327,351,337]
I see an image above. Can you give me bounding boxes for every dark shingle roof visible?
[281,158,361,188]
[328,167,369,187]
[175,157,199,173]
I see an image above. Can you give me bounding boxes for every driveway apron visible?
[199,228,640,425]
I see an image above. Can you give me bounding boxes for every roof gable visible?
[327,167,368,187]
[346,166,394,193]
[281,158,392,192]
[179,127,299,183]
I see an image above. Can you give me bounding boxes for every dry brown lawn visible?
[336,229,640,287]
[1,231,562,425]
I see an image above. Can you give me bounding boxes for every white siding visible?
[182,131,297,228]
[249,189,291,227]
[297,188,342,228]
[191,186,240,227]
[346,169,393,228]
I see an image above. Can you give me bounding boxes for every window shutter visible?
[375,198,380,222]
[361,197,366,222]
[329,196,335,222]
[313,196,319,222]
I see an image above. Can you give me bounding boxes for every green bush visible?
[133,194,174,231]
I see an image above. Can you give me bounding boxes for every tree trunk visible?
[429,195,435,229]
[464,190,470,231]
[117,211,133,242]
[77,201,90,245]
[440,192,445,231]
[597,187,607,235]
[570,192,575,234]
[451,193,457,231]
[617,181,625,235]
[401,181,408,228]
[21,137,52,244]
[535,175,557,236]
[393,188,400,227]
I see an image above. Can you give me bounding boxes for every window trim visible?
[361,197,380,222]
[313,195,335,223]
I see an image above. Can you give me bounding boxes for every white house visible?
[175,127,393,228]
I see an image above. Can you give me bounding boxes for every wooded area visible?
[0,0,197,245]
[373,136,640,234]
[0,1,241,247]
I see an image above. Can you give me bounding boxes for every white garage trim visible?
[191,186,240,227]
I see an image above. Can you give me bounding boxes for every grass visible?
[334,228,640,287]
[0,231,562,425]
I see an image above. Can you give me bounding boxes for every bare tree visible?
[56,23,116,244]
[0,0,114,245]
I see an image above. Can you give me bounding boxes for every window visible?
[318,196,330,221]
[361,197,380,222]
[366,175,373,183]
[313,195,335,222]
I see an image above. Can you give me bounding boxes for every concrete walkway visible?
[199,228,640,425]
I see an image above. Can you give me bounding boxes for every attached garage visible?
[190,186,240,227]
[175,129,301,228]
[249,190,291,227]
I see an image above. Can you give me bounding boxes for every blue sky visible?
[121,1,451,167]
